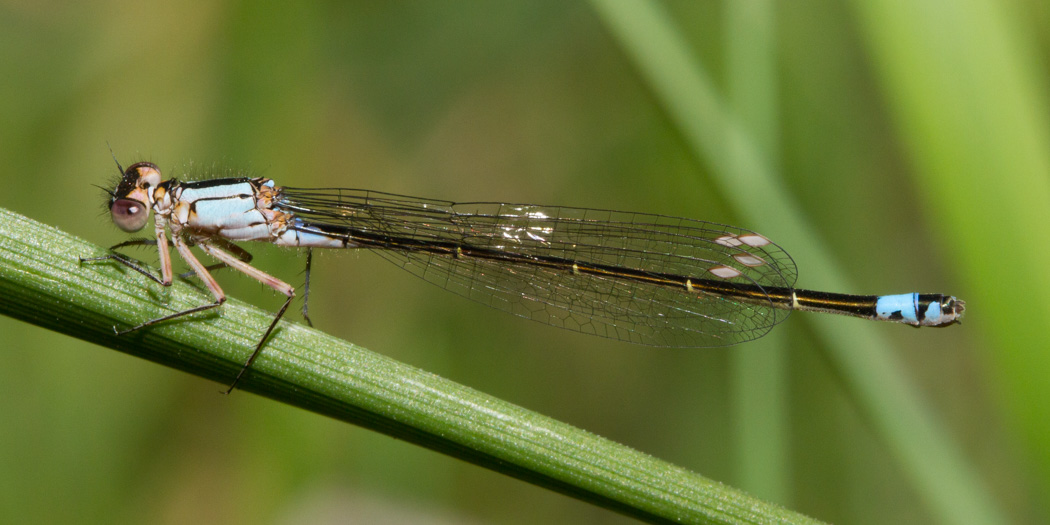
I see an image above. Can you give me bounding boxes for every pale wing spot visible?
[708,265,742,279]
[732,253,766,267]
[715,234,743,247]
[737,233,770,247]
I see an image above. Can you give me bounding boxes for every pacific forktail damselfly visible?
[82,160,965,392]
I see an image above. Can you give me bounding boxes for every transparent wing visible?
[277,188,798,347]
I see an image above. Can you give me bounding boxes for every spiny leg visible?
[80,251,166,285]
[195,242,296,394]
[116,300,225,335]
[88,208,175,290]
[79,237,169,284]
[103,238,256,279]
[108,240,161,251]
[88,227,294,392]
[79,237,169,282]
[108,238,159,251]
[178,239,254,280]
[226,294,293,394]
[114,232,228,335]
[82,216,221,334]
[81,237,236,320]
[301,249,314,327]
[82,238,224,282]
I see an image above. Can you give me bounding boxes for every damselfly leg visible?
[195,241,295,393]
[301,249,314,327]
[95,237,256,280]
[80,250,167,286]
[83,237,295,393]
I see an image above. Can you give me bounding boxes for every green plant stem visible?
[0,206,822,524]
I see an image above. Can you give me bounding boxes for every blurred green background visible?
[1,1,1048,523]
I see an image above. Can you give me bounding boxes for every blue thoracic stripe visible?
[192,196,259,230]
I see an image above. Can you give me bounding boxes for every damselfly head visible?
[109,161,161,232]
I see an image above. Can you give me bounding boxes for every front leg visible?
[79,251,166,285]
[102,238,254,279]
[113,232,227,336]
[108,238,158,251]
[154,214,173,285]
[79,217,175,286]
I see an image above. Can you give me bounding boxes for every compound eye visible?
[111,198,150,232]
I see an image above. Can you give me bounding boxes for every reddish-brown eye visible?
[110,198,149,232]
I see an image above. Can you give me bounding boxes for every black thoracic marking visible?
[190,193,253,203]
[181,177,253,189]
[187,194,254,215]
[154,179,178,196]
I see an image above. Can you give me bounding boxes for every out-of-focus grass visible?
[592,1,1022,524]
[721,0,791,505]
[851,1,1050,511]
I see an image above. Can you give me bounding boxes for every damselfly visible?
[83,160,965,392]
